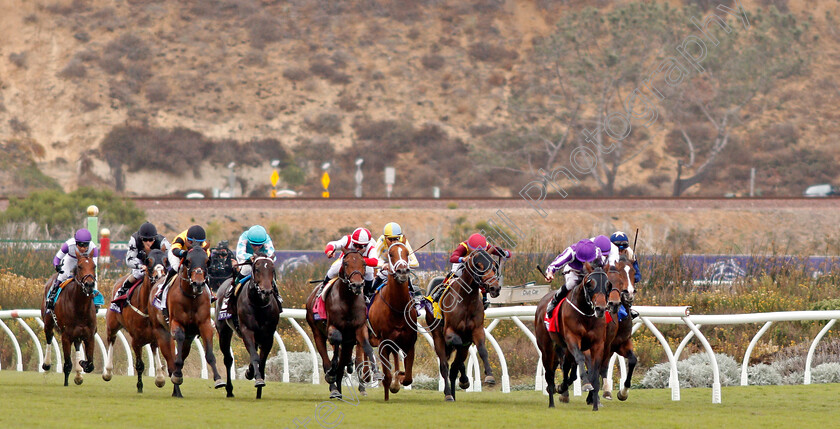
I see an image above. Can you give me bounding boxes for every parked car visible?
[803,184,838,197]
[185,191,205,199]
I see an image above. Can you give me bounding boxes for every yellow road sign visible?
[321,172,330,189]
[322,191,330,198]
[270,170,280,187]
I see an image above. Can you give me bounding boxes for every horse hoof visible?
[325,374,335,384]
[245,367,254,380]
[155,377,166,388]
[255,379,266,388]
[484,375,496,386]
[42,364,51,371]
[389,386,400,394]
[560,394,569,404]
[74,377,83,386]
[445,395,455,402]
[458,380,470,390]
[345,364,353,375]
[617,389,629,401]
[102,373,112,382]
[171,375,183,385]
[360,390,368,397]
[603,391,612,400]
[227,393,235,398]
[330,390,342,399]
[82,361,94,373]
[215,379,226,389]
[581,383,593,392]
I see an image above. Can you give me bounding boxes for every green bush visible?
[0,187,145,237]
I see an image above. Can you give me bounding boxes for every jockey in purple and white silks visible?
[46,228,99,311]
[543,239,601,317]
[591,235,619,267]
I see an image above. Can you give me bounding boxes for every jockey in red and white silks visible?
[322,227,380,291]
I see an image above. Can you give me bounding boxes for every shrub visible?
[8,118,30,135]
[283,67,309,82]
[811,362,840,384]
[641,353,739,388]
[468,42,518,63]
[104,33,150,61]
[309,60,351,84]
[8,52,27,68]
[80,98,100,112]
[304,113,342,135]
[74,49,99,62]
[747,363,783,385]
[125,62,153,93]
[58,59,87,79]
[98,52,124,74]
[145,78,170,103]
[337,94,360,112]
[421,54,445,70]
[247,15,283,49]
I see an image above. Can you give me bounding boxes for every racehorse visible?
[535,262,617,411]
[366,242,417,401]
[103,249,168,392]
[305,250,381,399]
[601,259,638,401]
[424,249,501,401]
[216,254,281,399]
[149,245,224,397]
[40,249,98,386]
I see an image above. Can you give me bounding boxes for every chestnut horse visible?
[601,259,638,401]
[366,242,417,401]
[40,249,98,386]
[305,250,381,399]
[424,249,501,402]
[535,263,617,411]
[216,254,281,399]
[149,245,224,397]
[102,249,167,392]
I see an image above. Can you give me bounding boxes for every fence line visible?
[2,307,839,404]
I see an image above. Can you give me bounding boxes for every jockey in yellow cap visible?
[370,222,421,307]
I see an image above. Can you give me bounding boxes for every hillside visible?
[0,0,837,197]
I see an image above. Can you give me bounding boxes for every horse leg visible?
[566,340,590,393]
[199,321,225,388]
[152,343,166,388]
[381,346,392,401]
[618,349,637,401]
[401,344,415,387]
[170,324,187,387]
[473,327,495,386]
[325,325,343,384]
[390,349,403,394]
[353,344,366,397]
[82,334,95,374]
[357,326,382,382]
[42,322,54,372]
[241,327,262,387]
[312,328,332,384]
[540,346,557,408]
[557,351,574,403]
[588,342,605,411]
[61,336,72,386]
[452,347,470,399]
[328,343,342,398]
[218,324,234,398]
[72,340,83,386]
[133,342,145,393]
[102,316,120,381]
[256,338,272,400]
[435,340,453,401]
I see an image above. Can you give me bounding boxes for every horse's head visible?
[387,242,411,284]
[617,256,637,306]
[340,250,366,295]
[74,248,96,296]
[582,262,611,318]
[146,249,167,283]
[251,253,276,303]
[183,245,208,295]
[603,264,624,315]
[464,249,501,298]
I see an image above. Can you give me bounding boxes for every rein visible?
[567,269,610,318]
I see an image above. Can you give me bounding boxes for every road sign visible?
[321,172,330,189]
[384,167,395,185]
[270,170,280,187]
[322,191,330,198]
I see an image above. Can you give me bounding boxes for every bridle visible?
[249,256,277,305]
[339,250,365,295]
[567,267,611,318]
[386,242,411,284]
[74,255,96,296]
[178,251,207,298]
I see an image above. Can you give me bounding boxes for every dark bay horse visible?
[103,249,167,392]
[305,250,381,399]
[216,254,281,399]
[535,263,616,411]
[366,242,417,401]
[602,259,638,401]
[41,249,97,386]
[149,245,224,397]
[424,249,501,401]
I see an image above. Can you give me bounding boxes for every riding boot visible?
[46,279,60,312]
[272,284,284,313]
[363,279,374,305]
[408,279,424,310]
[430,273,454,303]
[115,278,133,301]
[545,286,570,317]
[158,269,176,301]
[482,291,490,311]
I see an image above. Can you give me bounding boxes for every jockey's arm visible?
[546,247,574,277]
[324,236,350,257]
[449,245,467,263]
[125,236,143,270]
[235,231,250,263]
[489,246,512,259]
[53,239,71,267]
[404,241,420,268]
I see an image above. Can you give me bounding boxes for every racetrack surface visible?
[1,372,837,428]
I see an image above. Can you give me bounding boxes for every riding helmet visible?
[350,227,372,246]
[74,228,92,246]
[467,233,487,250]
[383,222,403,239]
[186,225,206,242]
[246,225,269,245]
[610,231,629,249]
[573,240,598,263]
[138,222,157,239]
[592,235,612,254]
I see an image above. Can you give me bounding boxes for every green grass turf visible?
[0,371,838,428]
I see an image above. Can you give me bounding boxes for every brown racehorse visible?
[41,249,98,386]
[305,250,381,399]
[216,254,281,399]
[535,263,617,411]
[149,245,224,397]
[102,249,167,392]
[424,249,501,402]
[366,242,417,401]
[601,259,638,401]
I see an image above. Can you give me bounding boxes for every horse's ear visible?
[584,262,593,272]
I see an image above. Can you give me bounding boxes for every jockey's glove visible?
[54,263,62,273]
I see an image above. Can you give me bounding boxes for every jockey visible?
[229,225,282,307]
[430,233,511,310]
[610,231,642,283]
[544,239,601,317]
[46,228,99,312]
[160,225,210,291]
[113,222,170,304]
[320,227,379,294]
[591,234,619,267]
[370,222,421,305]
